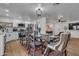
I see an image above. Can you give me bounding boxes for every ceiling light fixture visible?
[58,15,63,20]
[35,4,43,17]
[57,14,63,22]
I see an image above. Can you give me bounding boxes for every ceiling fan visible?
[57,15,67,22]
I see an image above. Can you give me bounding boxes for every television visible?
[18,23,25,27]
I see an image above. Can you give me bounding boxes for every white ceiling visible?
[0,3,79,23]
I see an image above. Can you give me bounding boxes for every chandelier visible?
[35,4,43,17]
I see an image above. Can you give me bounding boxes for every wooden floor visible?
[66,38,79,56]
[5,40,28,56]
[4,38,79,56]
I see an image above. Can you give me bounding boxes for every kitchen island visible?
[0,33,6,56]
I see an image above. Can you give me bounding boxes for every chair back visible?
[55,32,70,51]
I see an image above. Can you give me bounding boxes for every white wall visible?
[53,22,68,35]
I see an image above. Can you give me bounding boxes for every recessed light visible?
[5,9,9,12]
[6,14,9,16]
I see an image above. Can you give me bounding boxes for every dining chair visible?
[20,31,27,45]
[26,33,34,55]
[55,32,71,55]
[43,32,70,56]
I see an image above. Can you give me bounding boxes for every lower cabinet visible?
[0,34,5,56]
[6,32,18,42]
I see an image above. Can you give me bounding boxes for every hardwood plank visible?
[66,38,79,56]
[5,40,28,56]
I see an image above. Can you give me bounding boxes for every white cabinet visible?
[13,22,18,27]
[12,32,18,40]
[0,34,5,56]
[6,33,13,42]
[6,32,18,42]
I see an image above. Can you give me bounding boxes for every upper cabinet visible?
[0,22,13,28]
